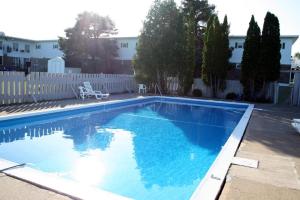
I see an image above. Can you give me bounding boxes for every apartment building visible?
[0,32,63,72]
[0,32,298,81]
[112,35,298,82]
[229,35,298,82]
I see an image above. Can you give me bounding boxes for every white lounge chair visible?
[83,81,110,100]
[138,84,147,94]
[78,86,88,100]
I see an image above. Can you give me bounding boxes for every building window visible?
[281,42,285,49]
[53,44,58,49]
[36,44,41,49]
[0,41,2,50]
[121,43,128,48]
[0,56,3,65]
[13,43,19,51]
[6,46,12,53]
[25,44,30,53]
[12,57,19,66]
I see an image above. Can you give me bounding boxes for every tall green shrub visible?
[258,12,281,97]
[181,0,215,94]
[240,15,261,100]
[202,15,230,97]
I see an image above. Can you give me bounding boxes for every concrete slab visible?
[231,157,258,168]
[220,177,300,200]
[219,104,300,199]
[0,173,72,200]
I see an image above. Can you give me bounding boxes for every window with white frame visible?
[53,44,58,49]
[25,44,30,53]
[13,42,19,51]
[121,43,128,48]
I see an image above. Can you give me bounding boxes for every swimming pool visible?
[0,97,253,200]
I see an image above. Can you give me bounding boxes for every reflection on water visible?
[0,102,244,200]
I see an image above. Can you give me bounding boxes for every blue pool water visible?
[0,100,245,200]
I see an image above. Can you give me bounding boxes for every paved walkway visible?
[1,97,300,200]
[219,104,300,200]
[0,93,140,116]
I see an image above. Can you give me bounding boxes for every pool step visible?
[232,157,259,168]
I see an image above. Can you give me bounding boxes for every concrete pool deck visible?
[0,96,300,199]
[219,104,300,200]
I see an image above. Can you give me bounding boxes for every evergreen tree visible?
[240,15,261,100]
[202,15,215,86]
[219,15,231,91]
[134,0,185,93]
[180,14,196,94]
[258,12,281,97]
[181,0,215,94]
[202,15,230,97]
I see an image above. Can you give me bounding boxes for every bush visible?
[226,92,238,100]
[192,89,202,97]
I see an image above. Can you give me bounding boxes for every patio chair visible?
[78,86,88,100]
[83,81,110,100]
[138,84,147,94]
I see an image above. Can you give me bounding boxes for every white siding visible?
[32,41,63,59]
[115,37,138,60]
[280,38,293,65]
[1,35,296,67]
[229,36,296,65]
[229,37,244,64]
[3,40,33,59]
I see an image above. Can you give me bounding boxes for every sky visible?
[0,0,299,54]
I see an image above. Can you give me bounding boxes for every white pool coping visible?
[0,96,253,200]
[0,159,131,200]
[190,103,254,200]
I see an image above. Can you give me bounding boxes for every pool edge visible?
[189,104,254,200]
[0,159,132,200]
[0,96,252,200]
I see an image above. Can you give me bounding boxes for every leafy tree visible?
[202,15,231,97]
[258,12,281,97]
[240,15,261,100]
[181,0,215,94]
[134,0,185,93]
[59,12,118,73]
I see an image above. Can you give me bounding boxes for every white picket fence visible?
[0,72,136,105]
[193,78,275,99]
